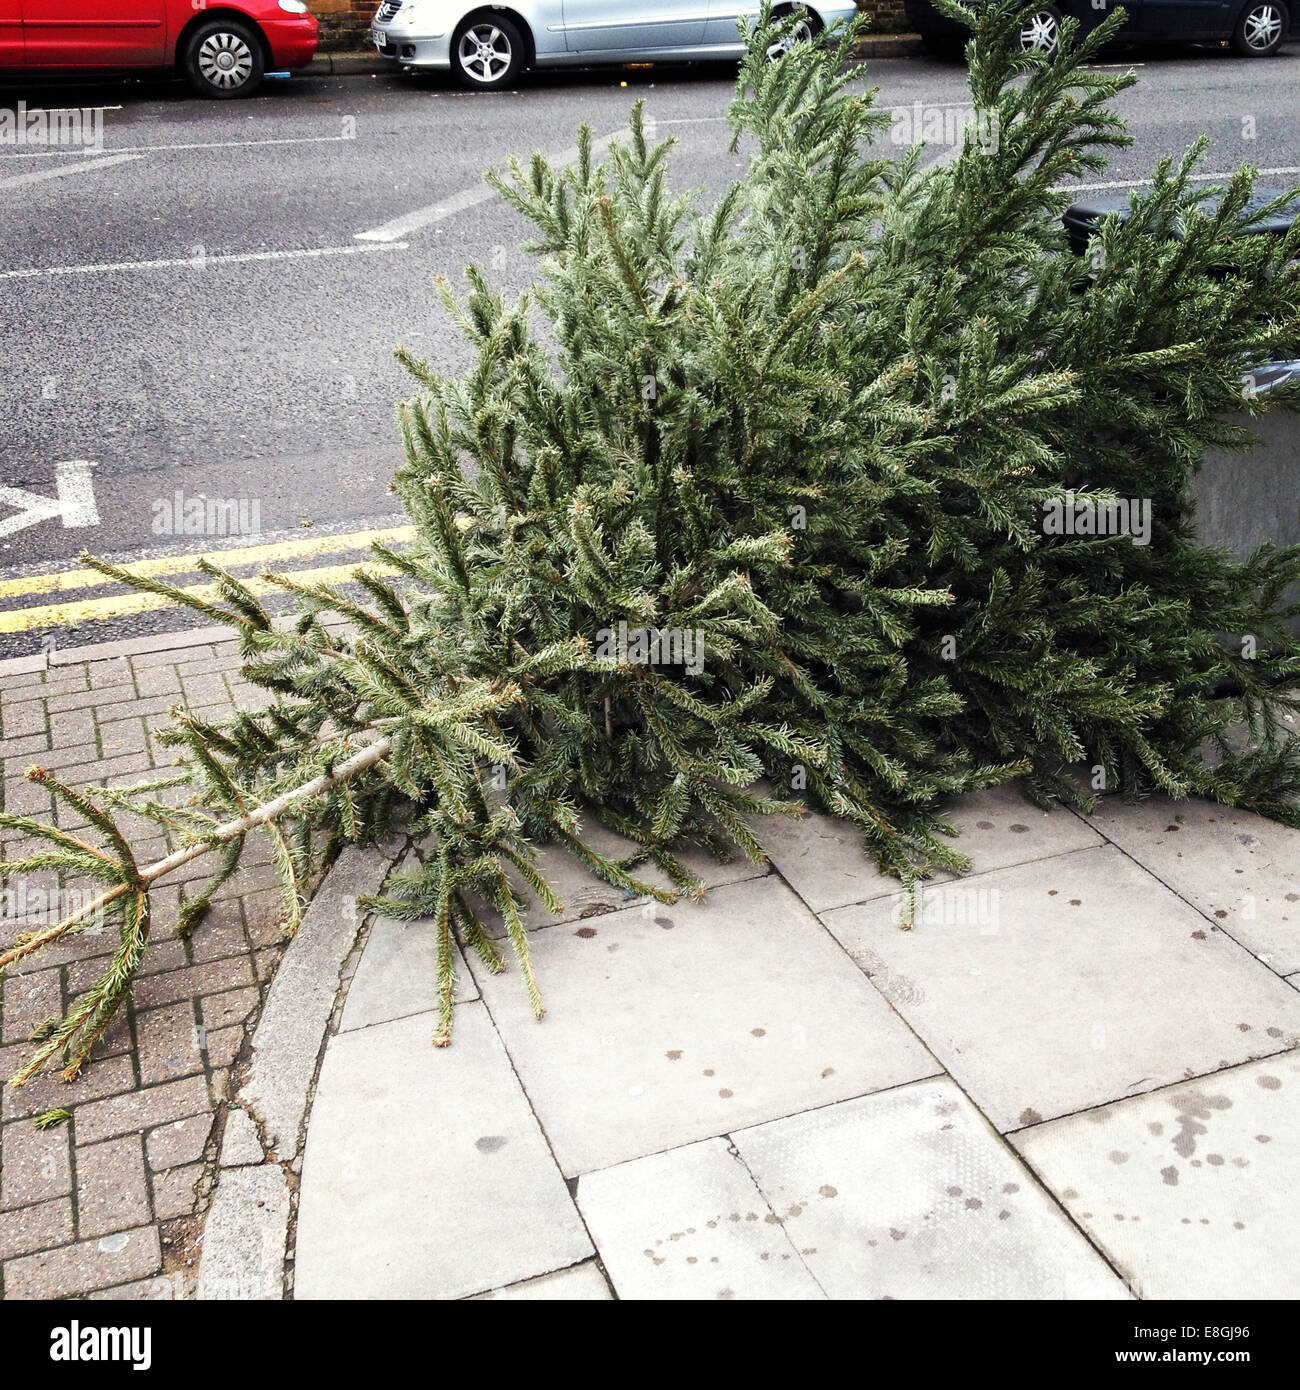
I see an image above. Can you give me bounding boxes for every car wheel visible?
[767,5,824,60]
[1018,5,1064,55]
[451,15,526,89]
[1232,0,1287,54]
[182,18,265,99]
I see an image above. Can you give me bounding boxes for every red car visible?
[0,1,319,98]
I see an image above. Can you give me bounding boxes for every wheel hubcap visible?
[197,32,254,89]
[766,17,814,59]
[458,24,511,83]
[1244,3,1282,47]
[1019,11,1059,51]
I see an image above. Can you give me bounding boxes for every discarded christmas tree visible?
[4,0,1300,1088]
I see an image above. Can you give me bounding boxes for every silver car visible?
[371,1,858,89]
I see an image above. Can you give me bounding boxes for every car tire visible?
[182,18,265,99]
[450,14,527,89]
[1018,4,1064,56]
[767,4,824,59]
[1232,0,1287,54]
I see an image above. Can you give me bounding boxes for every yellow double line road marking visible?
[0,526,416,600]
[0,526,415,635]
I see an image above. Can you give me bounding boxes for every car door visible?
[0,0,21,67]
[1064,0,1143,40]
[561,0,708,53]
[22,0,167,68]
[1136,0,1233,34]
[703,0,757,47]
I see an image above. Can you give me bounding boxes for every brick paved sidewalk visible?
[0,629,292,1300]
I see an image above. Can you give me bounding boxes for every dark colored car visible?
[904,0,1295,57]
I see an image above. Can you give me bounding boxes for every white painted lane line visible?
[354,125,629,243]
[1067,165,1300,193]
[3,103,124,115]
[884,101,996,111]
[354,182,499,243]
[0,151,140,190]
[0,241,409,281]
[0,134,358,161]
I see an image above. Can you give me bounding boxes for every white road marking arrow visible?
[0,460,100,539]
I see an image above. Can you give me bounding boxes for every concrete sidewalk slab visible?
[734,1080,1128,1301]
[471,876,939,1176]
[472,1262,613,1300]
[1086,794,1300,975]
[294,1003,591,1300]
[339,914,477,1033]
[576,1138,825,1300]
[1013,1053,1300,1300]
[756,783,1102,914]
[821,846,1300,1132]
[468,814,770,937]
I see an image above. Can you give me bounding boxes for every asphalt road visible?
[2,42,1300,654]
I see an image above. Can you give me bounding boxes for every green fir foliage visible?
[4,1,1300,1088]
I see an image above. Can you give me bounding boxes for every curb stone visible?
[238,836,408,1158]
[854,34,924,57]
[302,34,924,79]
[195,1167,292,1301]
[195,836,407,1301]
[307,53,397,75]
[0,611,352,679]
[0,617,229,678]
[220,1108,265,1168]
